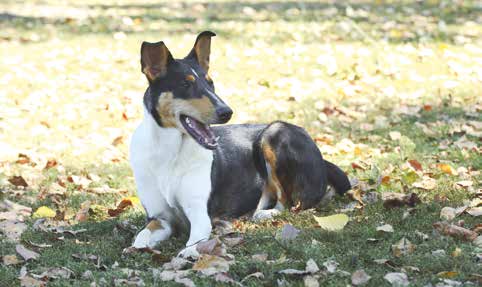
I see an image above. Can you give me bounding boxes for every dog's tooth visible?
[214,136,220,142]
[186,118,191,124]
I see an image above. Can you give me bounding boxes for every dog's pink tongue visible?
[189,117,216,144]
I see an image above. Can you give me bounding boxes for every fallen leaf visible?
[196,238,226,256]
[455,180,473,188]
[412,176,436,190]
[75,200,91,222]
[44,159,58,170]
[391,238,415,257]
[277,268,308,276]
[432,249,446,257]
[466,207,482,217]
[2,254,22,265]
[352,269,371,286]
[31,267,73,280]
[32,206,56,219]
[384,272,409,286]
[437,164,456,175]
[440,207,457,221]
[408,160,423,171]
[213,273,241,286]
[16,244,39,261]
[322,259,338,273]
[8,176,28,187]
[437,271,458,279]
[278,224,300,241]
[382,192,420,208]
[241,272,264,282]
[304,275,320,287]
[108,197,139,217]
[192,254,231,276]
[314,214,349,231]
[162,257,191,271]
[433,221,478,241]
[222,235,244,247]
[16,154,31,165]
[251,253,268,262]
[451,247,462,257]
[377,224,394,233]
[0,220,27,241]
[305,258,319,273]
[20,276,45,287]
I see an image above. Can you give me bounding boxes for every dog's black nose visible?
[216,106,233,123]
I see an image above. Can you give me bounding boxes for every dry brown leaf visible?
[408,160,423,171]
[412,176,436,190]
[0,220,27,241]
[278,223,300,241]
[75,200,91,222]
[16,244,39,261]
[31,267,73,280]
[192,254,232,276]
[16,154,31,165]
[377,224,394,233]
[440,207,457,221]
[304,275,320,287]
[2,254,22,265]
[8,175,28,187]
[322,259,338,273]
[467,207,482,217]
[391,238,415,257]
[251,253,268,262]
[455,180,473,188]
[108,197,139,217]
[20,276,45,287]
[384,272,409,286]
[433,221,478,241]
[241,272,264,282]
[352,269,371,286]
[196,238,226,256]
[382,192,420,208]
[44,159,58,170]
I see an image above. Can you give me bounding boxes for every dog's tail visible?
[324,160,351,195]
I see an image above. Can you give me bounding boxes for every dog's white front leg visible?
[176,166,212,259]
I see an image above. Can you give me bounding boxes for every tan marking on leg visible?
[262,140,286,207]
[146,219,163,231]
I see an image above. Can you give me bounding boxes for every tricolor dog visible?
[130,31,351,258]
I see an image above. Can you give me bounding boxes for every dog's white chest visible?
[130,111,213,217]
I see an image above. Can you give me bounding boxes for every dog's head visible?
[140,31,232,150]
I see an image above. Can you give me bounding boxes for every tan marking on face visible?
[262,141,287,207]
[185,96,215,120]
[205,74,212,82]
[186,75,196,82]
[146,219,163,231]
[156,92,177,128]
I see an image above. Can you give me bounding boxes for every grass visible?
[0,0,481,286]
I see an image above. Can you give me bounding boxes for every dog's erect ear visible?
[186,31,216,72]
[141,41,173,82]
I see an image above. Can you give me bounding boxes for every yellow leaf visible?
[123,196,141,206]
[437,271,458,278]
[32,206,56,219]
[437,163,455,175]
[313,214,349,231]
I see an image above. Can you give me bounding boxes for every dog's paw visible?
[177,245,200,259]
[132,229,151,249]
[252,209,281,222]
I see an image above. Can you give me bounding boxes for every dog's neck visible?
[141,107,183,161]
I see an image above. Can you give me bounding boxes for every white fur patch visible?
[130,108,213,248]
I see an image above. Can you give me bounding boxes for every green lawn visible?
[0,0,481,286]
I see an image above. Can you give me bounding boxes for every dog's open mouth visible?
[180,115,219,150]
